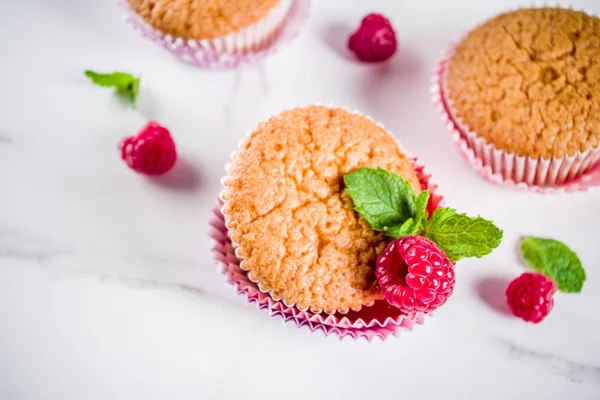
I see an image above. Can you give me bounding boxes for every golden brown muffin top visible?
[128,0,281,39]
[222,106,421,313]
[447,8,600,158]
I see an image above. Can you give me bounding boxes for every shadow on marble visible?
[349,46,453,168]
[475,275,513,317]
[320,22,355,61]
[147,157,203,192]
[351,48,424,119]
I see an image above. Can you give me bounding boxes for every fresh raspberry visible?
[506,272,557,323]
[120,121,176,175]
[348,13,398,62]
[376,236,455,314]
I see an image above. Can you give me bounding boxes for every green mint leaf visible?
[425,208,503,262]
[521,236,585,293]
[387,218,416,239]
[387,191,430,239]
[84,71,136,90]
[84,70,140,108]
[129,77,140,107]
[415,190,430,215]
[413,190,430,235]
[344,167,417,231]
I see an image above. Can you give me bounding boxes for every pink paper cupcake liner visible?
[122,0,309,69]
[432,44,600,193]
[211,112,444,340]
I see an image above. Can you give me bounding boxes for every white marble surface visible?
[1,0,600,399]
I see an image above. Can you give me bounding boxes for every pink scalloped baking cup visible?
[121,0,308,69]
[210,157,441,340]
[432,45,600,193]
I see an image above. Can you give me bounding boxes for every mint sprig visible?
[344,167,503,261]
[85,70,140,108]
[521,236,585,293]
[425,208,503,261]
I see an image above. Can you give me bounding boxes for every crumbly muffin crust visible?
[222,106,421,313]
[127,0,281,40]
[447,8,600,159]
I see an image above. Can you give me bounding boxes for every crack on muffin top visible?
[127,0,281,40]
[221,106,421,313]
[447,8,600,159]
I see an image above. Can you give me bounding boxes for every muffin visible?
[443,8,600,186]
[221,106,422,314]
[125,0,295,66]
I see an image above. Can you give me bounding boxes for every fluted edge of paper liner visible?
[121,0,309,69]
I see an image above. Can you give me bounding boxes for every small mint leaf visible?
[344,167,417,231]
[85,71,136,90]
[115,77,140,108]
[415,190,430,215]
[387,191,430,239]
[387,218,417,239]
[521,236,585,293]
[129,77,140,108]
[413,190,430,235]
[425,208,503,261]
[85,70,140,107]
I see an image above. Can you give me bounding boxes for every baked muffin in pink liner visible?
[432,8,600,193]
[122,0,309,69]
[432,51,600,193]
[220,106,442,315]
[210,153,442,339]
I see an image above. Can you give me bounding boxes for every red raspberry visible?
[120,121,177,175]
[506,272,557,323]
[376,236,455,314]
[348,13,398,62]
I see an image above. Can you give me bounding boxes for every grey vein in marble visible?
[256,63,269,95]
[498,339,600,385]
[135,253,201,269]
[0,230,74,264]
[86,272,249,311]
[91,272,206,294]
[0,229,255,312]
[0,229,206,280]
[0,135,12,144]
[0,228,245,308]
[220,70,242,137]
